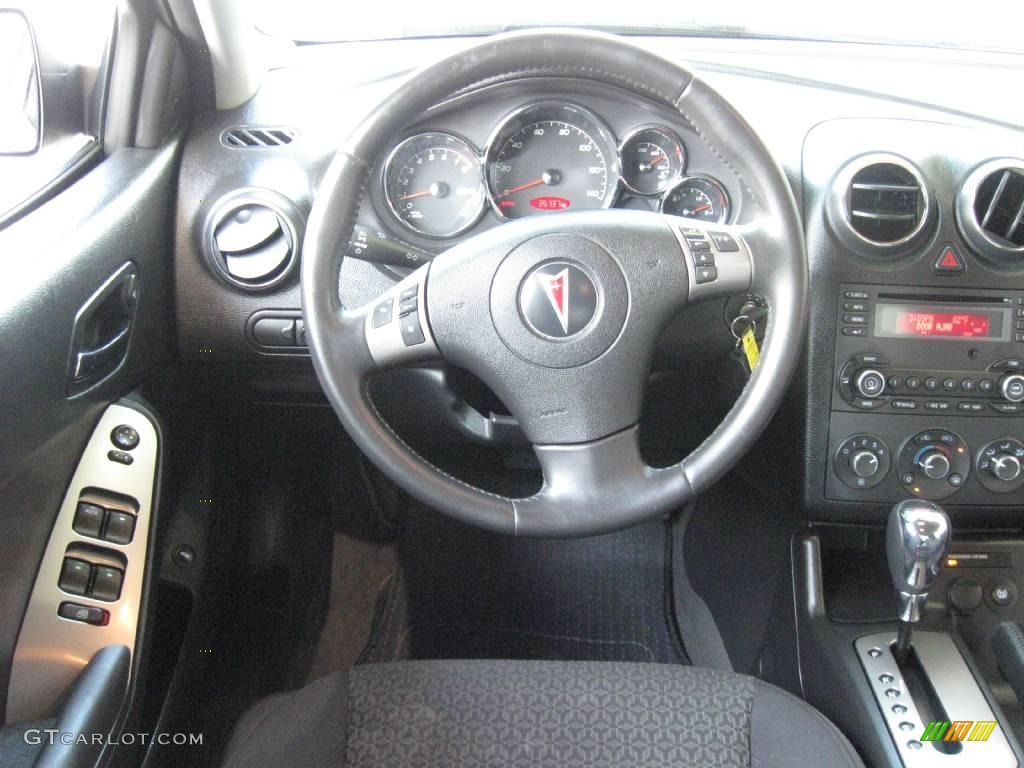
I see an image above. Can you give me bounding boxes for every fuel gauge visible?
[619,127,685,195]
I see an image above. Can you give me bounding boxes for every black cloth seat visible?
[221,660,863,768]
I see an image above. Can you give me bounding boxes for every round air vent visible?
[827,153,931,256]
[957,159,1024,264]
[203,189,301,291]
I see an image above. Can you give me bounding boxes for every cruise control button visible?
[58,602,108,626]
[73,503,105,538]
[398,296,418,317]
[110,425,139,451]
[708,231,739,252]
[399,286,418,302]
[89,566,124,602]
[400,311,426,347]
[372,299,394,329]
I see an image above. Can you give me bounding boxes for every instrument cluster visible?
[381,99,730,240]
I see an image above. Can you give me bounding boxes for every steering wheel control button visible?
[104,511,136,545]
[372,299,394,328]
[89,566,125,602]
[110,425,140,451]
[835,434,890,489]
[695,266,718,284]
[108,450,134,466]
[400,312,426,347]
[709,231,739,252]
[58,602,109,626]
[693,251,715,267]
[73,503,105,538]
[59,558,92,596]
[977,439,1024,493]
[897,431,970,500]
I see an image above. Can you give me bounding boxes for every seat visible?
[221,660,863,768]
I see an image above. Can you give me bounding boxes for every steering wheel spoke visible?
[514,426,690,536]
[361,262,442,371]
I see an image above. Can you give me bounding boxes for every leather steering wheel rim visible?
[301,29,807,537]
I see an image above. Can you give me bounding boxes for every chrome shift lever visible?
[887,499,950,660]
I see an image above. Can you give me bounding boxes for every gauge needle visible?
[400,190,432,201]
[501,178,546,197]
[690,203,713,214]
[650,154,668,166]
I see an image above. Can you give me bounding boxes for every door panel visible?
[0,142,178,721]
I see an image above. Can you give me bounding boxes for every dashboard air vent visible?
[203,190,301,291]
[828,154,931,256]
[221,126,297,149]
[959,162,1024,257]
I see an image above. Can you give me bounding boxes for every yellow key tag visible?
[741,327,760,372]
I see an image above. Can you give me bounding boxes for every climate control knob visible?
[855,369,887,399]
[835,434,890,489]
[919,450,951,481]
[1000,374,1024,403]
[977,439,1024,493]
[851,450,880,479]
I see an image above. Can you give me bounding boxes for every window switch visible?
[89,565,124,602]
[73,502,105,539]
[104,511,135,545]
[59,558,92,596]
[58,602,108,626]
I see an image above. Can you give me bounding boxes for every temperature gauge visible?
[619,127,685,195]
[661,175,730,223]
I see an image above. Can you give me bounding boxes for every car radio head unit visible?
[874,302,1010,341]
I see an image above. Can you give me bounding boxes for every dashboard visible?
[171,34,1024,525]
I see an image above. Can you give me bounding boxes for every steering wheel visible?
[301,30,806,537]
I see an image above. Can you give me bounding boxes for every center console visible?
[827,283,1024,506]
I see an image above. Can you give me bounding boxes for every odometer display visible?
[383,133,485,238]
[487,102,617,220]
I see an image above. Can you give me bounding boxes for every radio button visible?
[1000,374,1024,403]
[992,402,1024,415]
[943,378,957,391]
[842,327,866,337]
[888,375,904,390]
[854,353,888,366]
[843,314,868,325]
[960,379,976,392]
[979,378,995,394]
[844,290,869,300]
[855,369,886,398]
[924,377,940,391]
[905,376,921,390]
[957,401,984,413]
[992,358,1024,372]
[891,399,918,411]
[854,398,885,410]
[844,301,868,312]
[924,400,952,411]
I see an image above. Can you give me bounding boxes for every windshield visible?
[256,0,1024,53]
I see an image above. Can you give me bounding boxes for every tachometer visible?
[619,127,685,195]
[661,176,730,223]
[383,133,485,238]
[486,102,618,220]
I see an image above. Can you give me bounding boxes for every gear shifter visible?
[887,499,951,662]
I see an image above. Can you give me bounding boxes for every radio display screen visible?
[874,303,1009,341]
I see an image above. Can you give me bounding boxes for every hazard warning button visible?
[933,244,966,274]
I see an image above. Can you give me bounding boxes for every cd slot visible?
[877,292,1010,305]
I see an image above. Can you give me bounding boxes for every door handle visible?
[66,263,138,396]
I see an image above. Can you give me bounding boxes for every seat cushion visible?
[222,660,862,768]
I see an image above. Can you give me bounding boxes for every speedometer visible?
[486,102,618,220]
